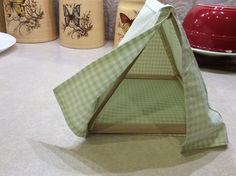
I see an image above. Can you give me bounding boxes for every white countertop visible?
[0,40,236,176]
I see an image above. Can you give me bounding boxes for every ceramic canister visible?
[113,0,145,47]
[0,0,6,32]
[3,0,57,43]
[59,0,105,48]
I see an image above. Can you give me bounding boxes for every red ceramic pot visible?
[183,4,236,53]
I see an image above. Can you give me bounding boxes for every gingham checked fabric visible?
[96,79,185,124]
[54,0,228,152]
[54,25,156,137]
[128,31,175,76]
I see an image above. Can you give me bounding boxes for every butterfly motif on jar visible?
[63,4,80,28]
[4,0,44,35]
[4,0,26,18]
[119,13,134,34]
[62,4,93,39]
[117,11,138,43]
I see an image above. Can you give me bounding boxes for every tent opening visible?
[88,16,186,134]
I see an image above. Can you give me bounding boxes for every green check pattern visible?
[96,79,185,124]
[54,27,156,137]
[129,31,175,76]
[54,0,228,152]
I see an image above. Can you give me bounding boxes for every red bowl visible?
[183,4,236,53]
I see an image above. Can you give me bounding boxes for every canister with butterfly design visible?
[113,0,145,47]
[3,0,57,43]
[0,0,6,32]
[59,0,105,48]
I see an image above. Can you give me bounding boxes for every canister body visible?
[0,1,6,32]
[3,0,57,43]
[59,0,105,49]
[114,0,145,47]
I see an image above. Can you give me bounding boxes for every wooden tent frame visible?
[88,14,186,135]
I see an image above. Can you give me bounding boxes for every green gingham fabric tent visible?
[54,0,228,152]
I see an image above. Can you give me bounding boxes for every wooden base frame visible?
[91,123,186,134]
[126,74,177,80]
